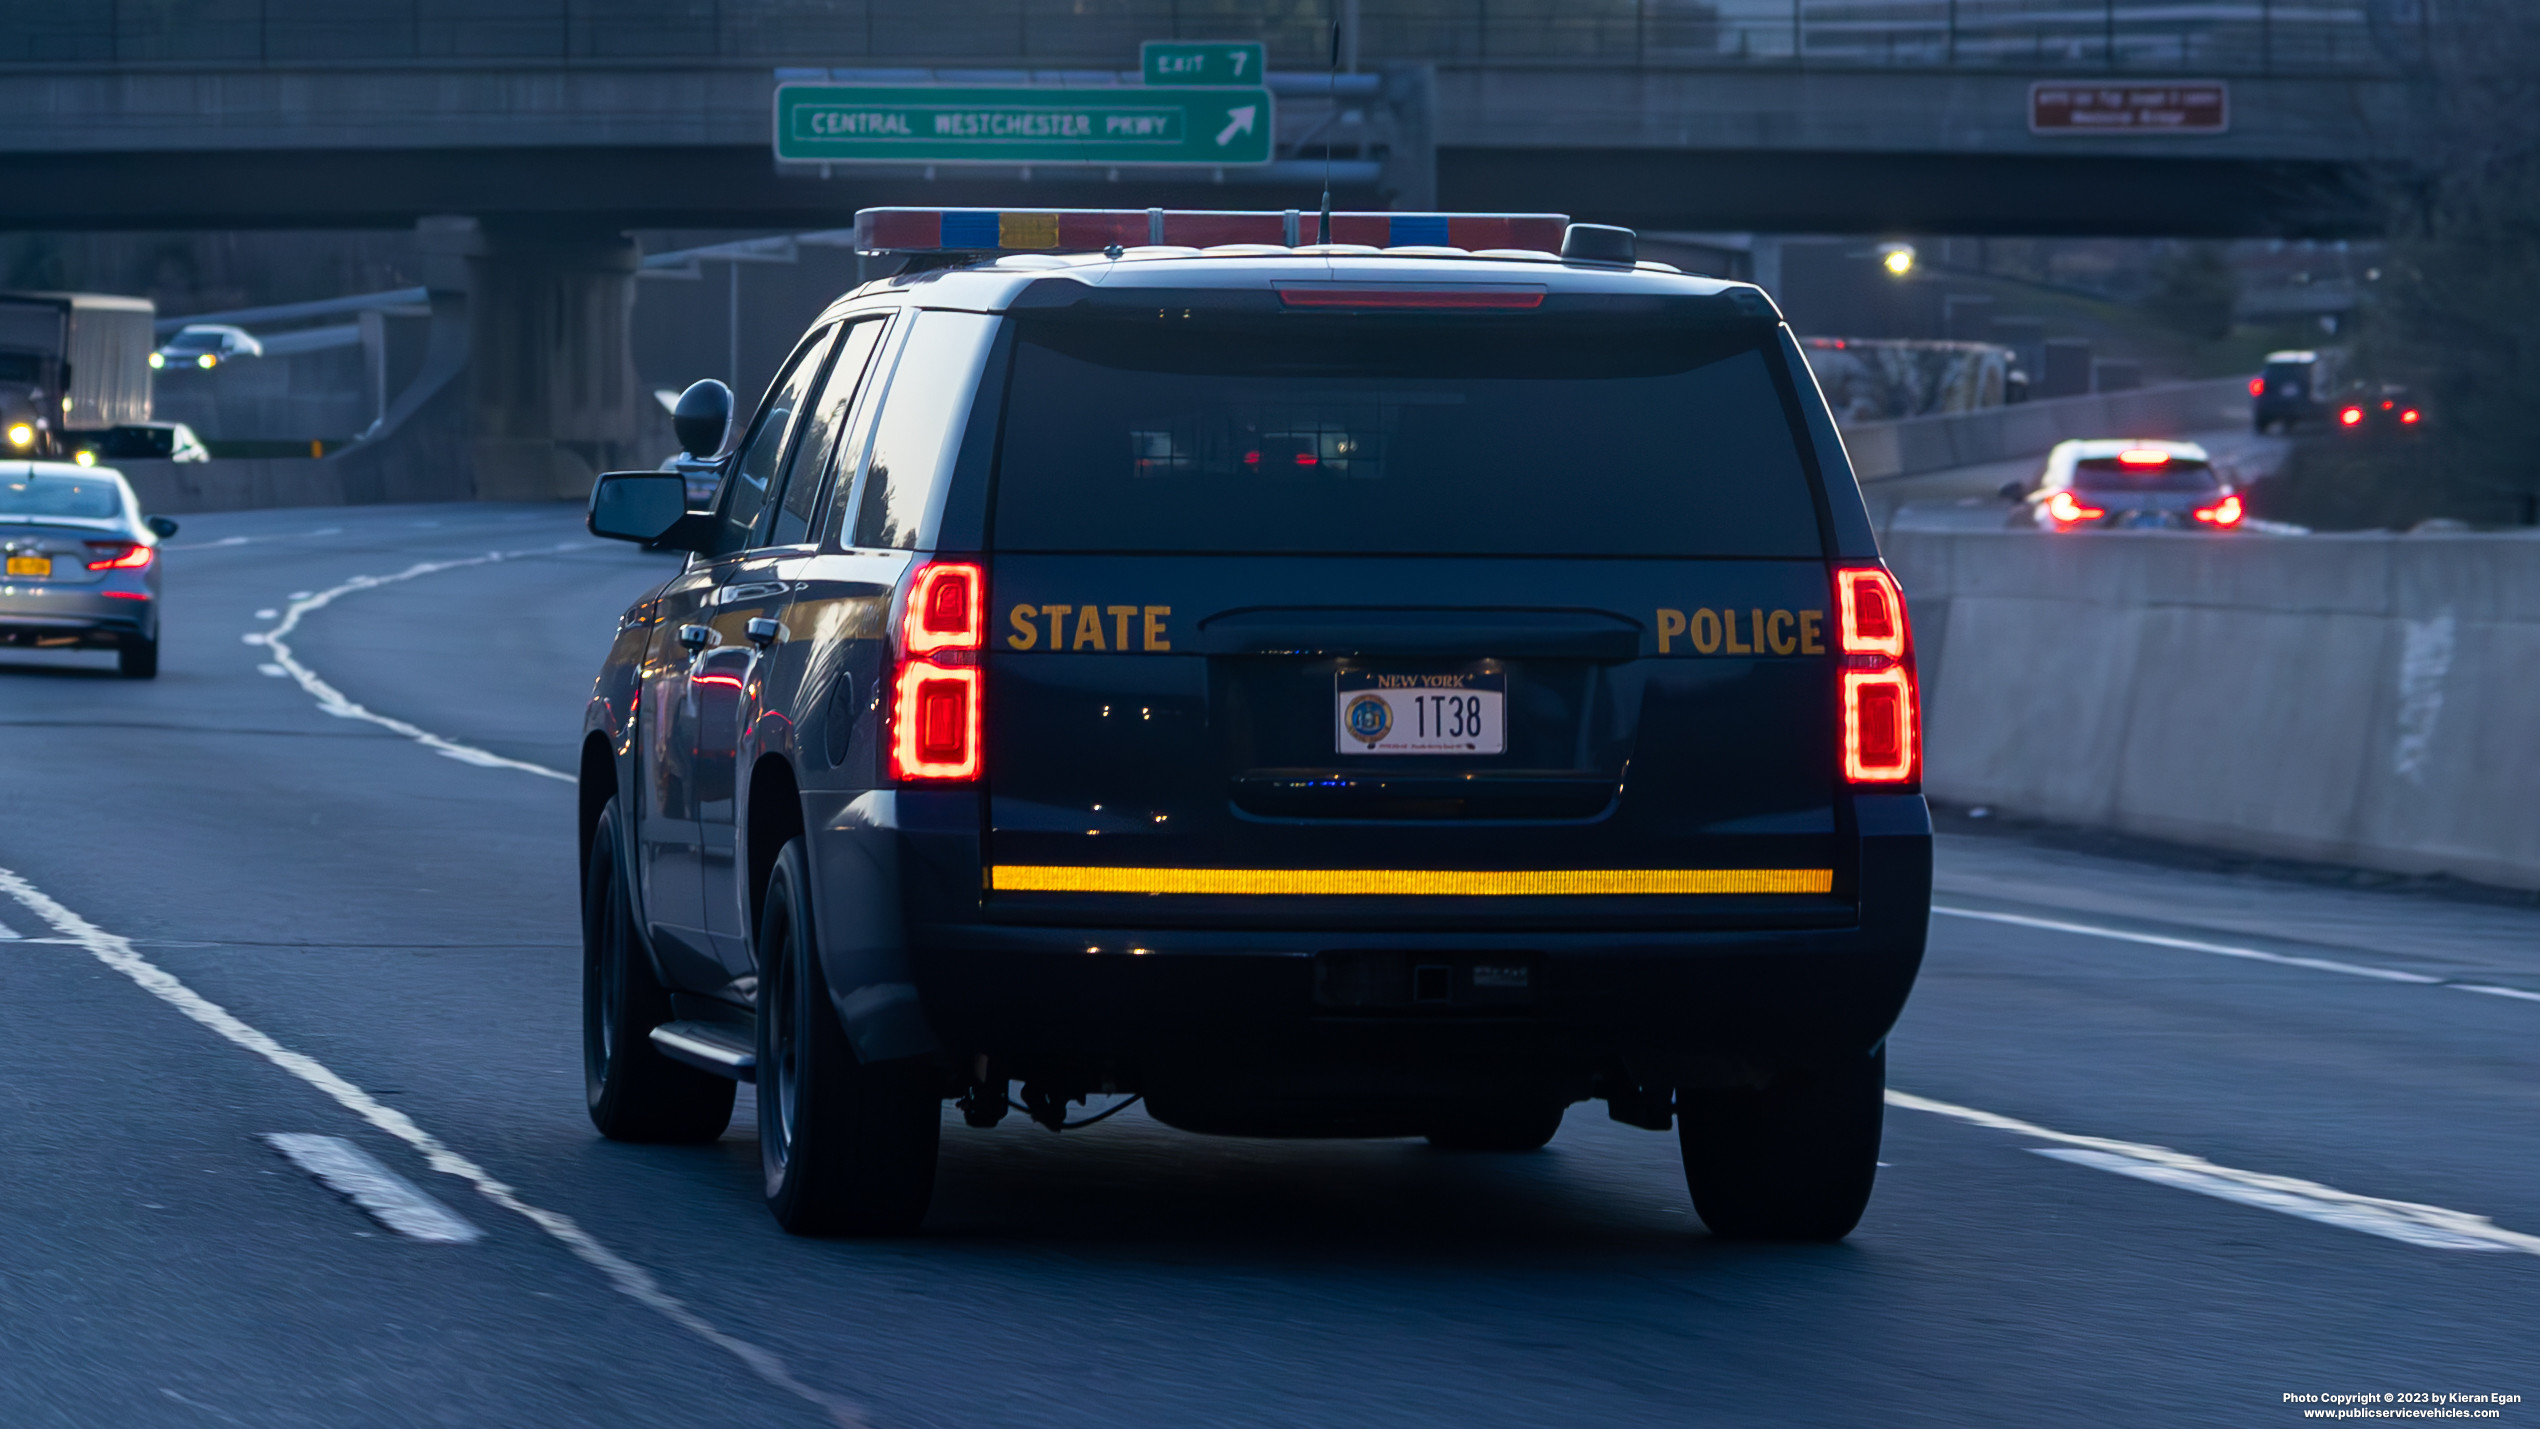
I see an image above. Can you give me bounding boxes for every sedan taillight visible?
[888,562,985,783]
[1834,565,1920,787]
[84,542,153,571]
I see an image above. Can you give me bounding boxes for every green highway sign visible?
[773,84,1274,166]
[1141,40,1266,87]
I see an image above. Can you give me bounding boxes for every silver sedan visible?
[0,461,176,678]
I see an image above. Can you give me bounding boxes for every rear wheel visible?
[1678,1048,1884,1242]
[583,798,735,1142]
[118,635,158,680]
[757,837,939,1236]
[1426,1102,1565,1152]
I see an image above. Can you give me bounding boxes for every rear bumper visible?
[0,594,152,647]
[850,794,1931,1103]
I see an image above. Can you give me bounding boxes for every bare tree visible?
[2369,0,2540,521]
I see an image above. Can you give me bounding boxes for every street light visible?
[1880,243,1917,277]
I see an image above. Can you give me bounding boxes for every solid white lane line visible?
[252,546,583,783]
[1888,1089,2540,1256]
[262,1133,483,1243]
[1933,904,2445,983]
[0,866,864,1429]
[2455,984,2540,1004]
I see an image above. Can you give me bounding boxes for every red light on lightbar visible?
[2116,449,2171,466]
[2248,377,2265,397]
[2340,407,2365,426]
[2194,494,2245,527]
[84,542,153,571]
[2046,490,2106,524]
[1277,287,1545,310]
[902,562,984,655]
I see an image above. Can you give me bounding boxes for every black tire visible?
[118,635,158,680]
[583,798,735,1142]
[1678,1048,1885,1242]
[757,837,939,1236]
[1426,1102,1565,1152]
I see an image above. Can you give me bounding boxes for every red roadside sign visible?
[2029,81,2229,136]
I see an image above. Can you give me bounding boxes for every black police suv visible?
[578,208,1932,1243]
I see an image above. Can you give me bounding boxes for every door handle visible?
[745,617,781,649]
[677,624,714,653]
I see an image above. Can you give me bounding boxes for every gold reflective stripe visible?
[988,867,1833,897]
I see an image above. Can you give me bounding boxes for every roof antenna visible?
[1316,19,1339,246]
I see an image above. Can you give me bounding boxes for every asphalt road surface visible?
[3,503,2533,1429]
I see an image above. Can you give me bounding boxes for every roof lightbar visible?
[854,207,1570,256]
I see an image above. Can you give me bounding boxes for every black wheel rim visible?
[584,838,625,1091]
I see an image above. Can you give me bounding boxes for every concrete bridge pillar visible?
[453,221,649,501]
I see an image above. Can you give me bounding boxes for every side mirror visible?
[671,379,733,461]
[146,515,179,538]
[1997,481,2027,502]
[589,471,709,550]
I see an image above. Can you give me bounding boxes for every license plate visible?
[1337,670,1505,755]
[5,555,50,578]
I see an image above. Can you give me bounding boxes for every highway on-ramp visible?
[2,504,2532,1428]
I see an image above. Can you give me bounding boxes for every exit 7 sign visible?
[1141,41,1266,86]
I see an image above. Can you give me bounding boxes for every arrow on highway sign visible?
[773,84,1275,167]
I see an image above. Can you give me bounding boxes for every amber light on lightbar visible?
[987,867,1833,896]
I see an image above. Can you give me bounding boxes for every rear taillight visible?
[84,542,153,571]
[2194,494,2245,527]
[2248,377,2265,397]
[2045,490,2105,525]
[889,561,985,782]
[2339,406,2365,427]
[1835,566,1919,787]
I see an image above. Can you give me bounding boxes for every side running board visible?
[649,1020,757,1082]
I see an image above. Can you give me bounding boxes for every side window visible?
[850,312,1001,550]
[709,326,837,559]
[764,317,886,549]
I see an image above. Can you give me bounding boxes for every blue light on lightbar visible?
[940,211,1001,249]
[1388,214,1451,246]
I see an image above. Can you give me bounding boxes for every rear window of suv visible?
[990,319,1824,557]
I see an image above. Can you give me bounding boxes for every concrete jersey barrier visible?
[1843,377,2250,482]
[1886,527,2540,892]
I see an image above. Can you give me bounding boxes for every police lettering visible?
[1653,607,1826,656]
[1005,603,1172,651]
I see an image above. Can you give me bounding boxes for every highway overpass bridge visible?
[0,1,2426,236]
[0,1,2430,497]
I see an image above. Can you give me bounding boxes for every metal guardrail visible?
[0,1,2421,77]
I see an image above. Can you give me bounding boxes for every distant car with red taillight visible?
[2331,384,2424,437]
[0,460,176,678]
[573,207,1931,1247]
[2006,439,2244,533]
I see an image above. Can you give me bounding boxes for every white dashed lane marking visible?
[1889,1090,2540,1255]
[0,865,864,1428]
[1933,904,2540,1003]
[263,1133,483,1243]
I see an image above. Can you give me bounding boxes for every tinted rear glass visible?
[2074,457,2217,493]
[0,475,122,519]
[992,320,1822,556]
